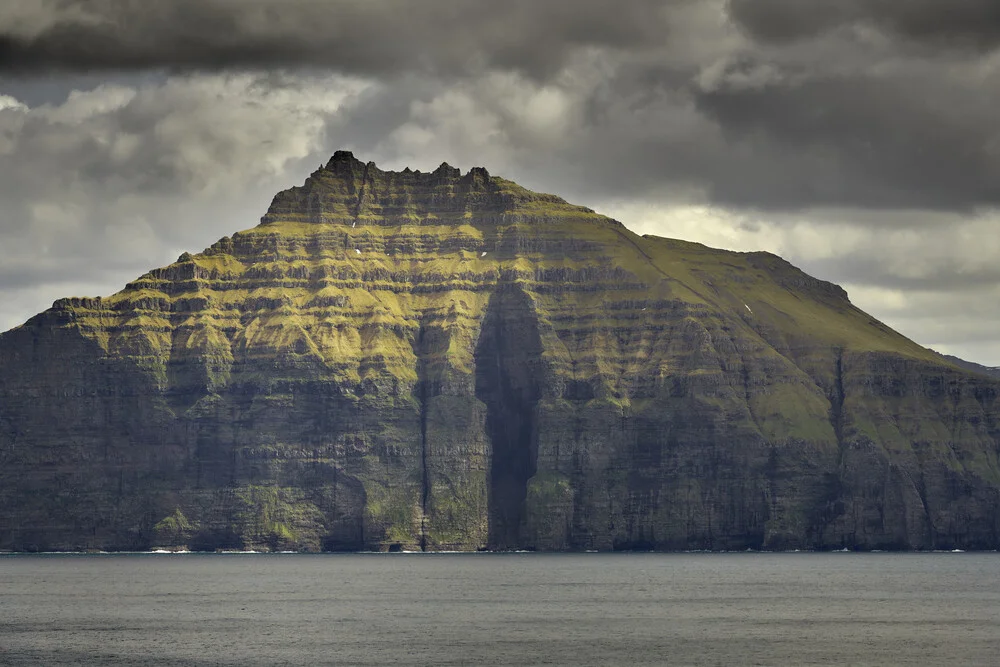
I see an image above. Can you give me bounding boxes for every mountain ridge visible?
[2,152,998,552]
[938,353,1000,381]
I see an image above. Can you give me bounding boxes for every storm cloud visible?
[728,0,1000,50]
[0,0,671,78]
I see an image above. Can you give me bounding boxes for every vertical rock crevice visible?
[817,348,848,545]
[417,324,431,552]
[475,284,545,550]
[832,348,845,446]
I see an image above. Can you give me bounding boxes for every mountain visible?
[939,354,1000,381]
[2,151,999,552]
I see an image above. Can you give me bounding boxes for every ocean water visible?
[1,552,998,666]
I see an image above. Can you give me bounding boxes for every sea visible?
[1,552,998,666]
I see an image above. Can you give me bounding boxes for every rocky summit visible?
[2,151,999,553]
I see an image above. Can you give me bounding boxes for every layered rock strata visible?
[2,151,999,552]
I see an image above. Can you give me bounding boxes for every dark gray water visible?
[1,553,998,666]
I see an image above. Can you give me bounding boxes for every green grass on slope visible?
[634,234,941,363]
[38,165,946,373]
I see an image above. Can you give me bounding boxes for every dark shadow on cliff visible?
[475,284,544,549]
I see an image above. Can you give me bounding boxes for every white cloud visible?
[0,94,27,111]
[0,72,374,329]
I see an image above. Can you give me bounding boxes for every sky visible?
[1,0,999,365]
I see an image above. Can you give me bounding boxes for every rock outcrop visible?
[2,152,999,552]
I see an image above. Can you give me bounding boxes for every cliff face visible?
[2,151,999,552]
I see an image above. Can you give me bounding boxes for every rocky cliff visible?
[2,151,999,552]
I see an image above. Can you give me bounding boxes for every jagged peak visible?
[260,151,609,229]
[433,161,461,178]
[328,149,359,165]
[320,151,496,184]
[464,166,491,186]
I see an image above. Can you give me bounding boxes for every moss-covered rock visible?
[1,151,999,552]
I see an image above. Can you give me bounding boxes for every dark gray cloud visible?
[728,0,1000,50]
[5,1,999,211]
[0,0,671,78]
[691,63,1000,210]
[334,55,1000,214]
